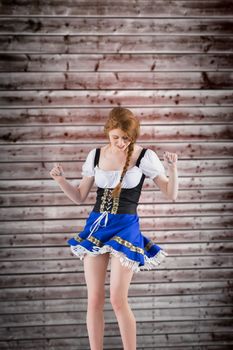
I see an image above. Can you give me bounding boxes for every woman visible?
[49,107,178,350]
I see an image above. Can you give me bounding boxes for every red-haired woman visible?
[49,107,178,350]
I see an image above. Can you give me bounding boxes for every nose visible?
[117,138,124,147]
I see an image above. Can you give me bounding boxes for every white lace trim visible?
[70,244,168,273]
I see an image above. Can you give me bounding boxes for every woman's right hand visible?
[49,163,66,182]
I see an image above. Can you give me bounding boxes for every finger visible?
[54,163,62,170]
[164,153,170,161]
[54,163,61,170]
[51,169,60,175]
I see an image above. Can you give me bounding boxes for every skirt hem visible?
[70,244,168,273]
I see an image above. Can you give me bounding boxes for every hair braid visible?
[111,142,135,198]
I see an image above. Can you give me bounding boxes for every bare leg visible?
[83,253,110,350]
[110,255,136,350]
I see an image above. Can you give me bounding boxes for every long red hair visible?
[104,107,140,198]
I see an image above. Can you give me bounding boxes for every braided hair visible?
[104,107,140,199]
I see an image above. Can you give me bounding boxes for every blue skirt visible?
[67,210,168,273]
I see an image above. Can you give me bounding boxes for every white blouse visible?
[81,148,166,189]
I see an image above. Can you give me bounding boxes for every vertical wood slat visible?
[0,1,233,349]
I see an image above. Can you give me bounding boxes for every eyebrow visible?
[112,134,129,138]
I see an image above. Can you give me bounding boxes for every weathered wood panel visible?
[0,143,233,164]
[0,90,233,107]
[0,0,233,349]
[1,125,233,145]
[1,189,233,206]
[1,294,232,313]
[1,202,233,221]
[0,281,232,300]
[1,319,232,339]
[1,269,233,289]
[1,256,232,274]
[1,18,233,35]
[2,71,233,89]
[1,215,233,234]
[1,242,233,260]
[1,54,233,72]
[0,1,233,17]
[0,334,232,350]
[0,107,233,125]
[1,35,233,53]
[1,307,233,327]
[1,229,233,248]
[0,176,233,193]
[2,124,233,144]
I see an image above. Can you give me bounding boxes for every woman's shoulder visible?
[135,145,156,155]
[132,145,145,161]
[85,148,97,158]
[83,148,98,166]
[134,144,144,152]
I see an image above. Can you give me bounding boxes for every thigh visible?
[109,255,134,298]
[83,253,110,296]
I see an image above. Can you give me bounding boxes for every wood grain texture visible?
[1,255,232,274]
[1,35,233,53]
[0,142,233,162]
[1,18,233,35]
[1,54,233,72]
[0,0,233,349]
[1,71,233,89]
[0,1,233,17]
[0,90,233,107]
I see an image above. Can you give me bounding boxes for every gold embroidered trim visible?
[74,233,154,255]
[99,188,109,212]
[111,195,120,214]
[74,234,103,247]
[111,236,144,254]
[145,240,154,251]
[74,232,154,254]
[88,235,103,247]
[74,235,82,243]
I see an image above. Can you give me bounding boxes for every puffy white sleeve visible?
[81,148,96,177]
[140,148,166,179]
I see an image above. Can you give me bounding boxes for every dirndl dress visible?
[67,147,168,273]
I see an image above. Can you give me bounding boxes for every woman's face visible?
[108,128,131,152]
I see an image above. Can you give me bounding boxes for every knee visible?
[87,292,105,311]
[110,290,127,312]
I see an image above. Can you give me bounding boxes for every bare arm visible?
[153,151,179,201]
[49,163,94,204]
[153,167,178,201]
[57,176,94,204]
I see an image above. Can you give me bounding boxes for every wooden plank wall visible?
[0,1,233,349]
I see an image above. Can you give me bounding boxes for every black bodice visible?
[92,148,147,214]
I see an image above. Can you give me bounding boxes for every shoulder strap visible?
[94,148,100,167]
[94,147,146,168]
[136,148,147,167]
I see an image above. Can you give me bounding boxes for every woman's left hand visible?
[163,151,178,169]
